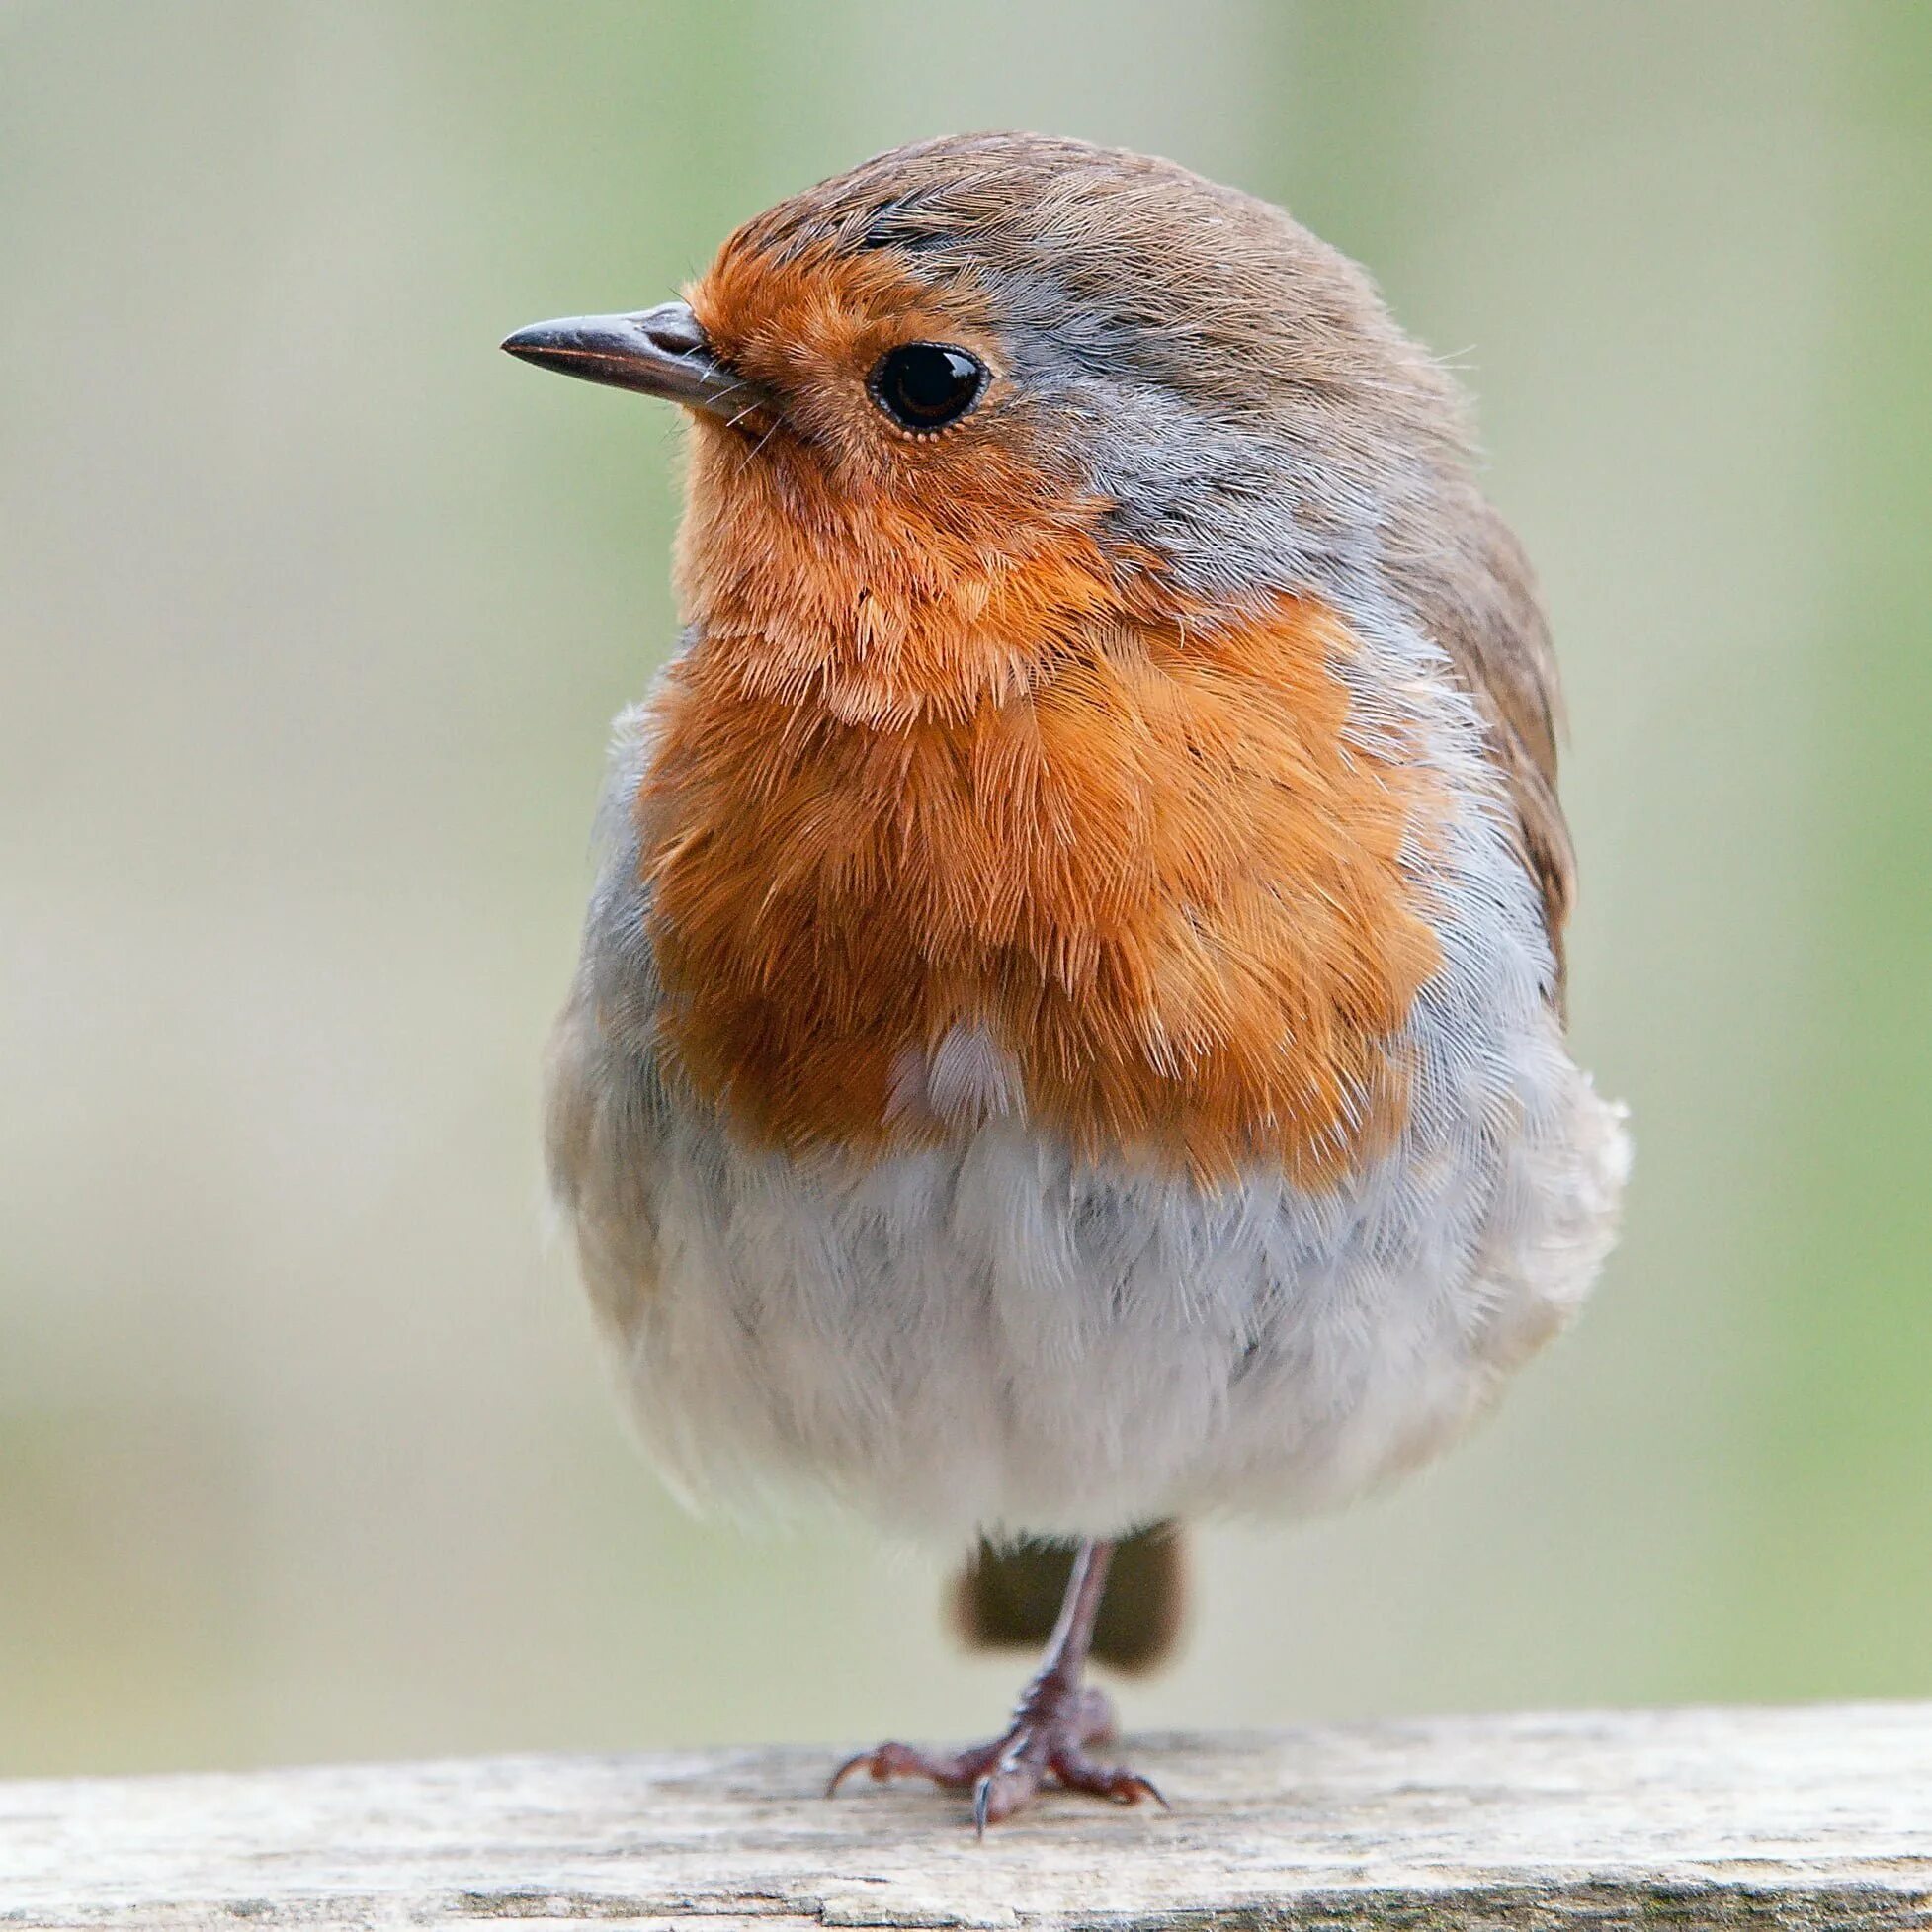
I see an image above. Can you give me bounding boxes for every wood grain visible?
[3,1703,1928,1927]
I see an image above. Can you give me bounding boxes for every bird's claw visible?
[827,1682,1165,1830]
[826,1739,977,1796]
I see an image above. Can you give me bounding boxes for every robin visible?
[509,132,1629,1830]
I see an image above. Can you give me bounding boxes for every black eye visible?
[868,342,985,433]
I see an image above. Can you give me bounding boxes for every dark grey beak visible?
[501,300,770,422]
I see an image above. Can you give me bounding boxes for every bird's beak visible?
[500,300,771,423]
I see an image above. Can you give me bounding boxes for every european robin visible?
[509,132,1629,1829]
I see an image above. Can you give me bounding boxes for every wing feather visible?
[1393,499,1574,1003]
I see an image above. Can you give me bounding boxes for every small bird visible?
[509,132,1628,1830]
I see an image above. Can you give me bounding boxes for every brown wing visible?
[1393,498,1574,1007]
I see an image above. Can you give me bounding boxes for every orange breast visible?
[638,586,1441,1189]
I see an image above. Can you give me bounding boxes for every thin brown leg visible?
[828,1537,1168,1831]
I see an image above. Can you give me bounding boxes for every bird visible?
[507,131,1629,1831]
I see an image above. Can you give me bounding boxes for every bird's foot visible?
[827,1679,1166,1830]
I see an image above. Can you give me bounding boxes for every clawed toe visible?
[966,1751,1040,1831]
[1052,1751,1170,1811]
[829,1703,1164,1830]
[826,1740,979,1796]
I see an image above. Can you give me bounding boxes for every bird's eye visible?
[868,343,986,433]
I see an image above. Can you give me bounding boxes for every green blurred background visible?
[3,0,1928,1778]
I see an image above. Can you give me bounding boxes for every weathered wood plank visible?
[2,1703,1927,1927]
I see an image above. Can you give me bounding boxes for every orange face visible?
[683,239,1142,727]
[638,231,1443,1187]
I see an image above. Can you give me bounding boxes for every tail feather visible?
[950,1524,1188,1675]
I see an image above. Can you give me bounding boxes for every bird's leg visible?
[827,1538,1167,1830]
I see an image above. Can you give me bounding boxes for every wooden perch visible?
[2,1702,1928,1927]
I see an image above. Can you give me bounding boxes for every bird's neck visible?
[672,416,1164,727]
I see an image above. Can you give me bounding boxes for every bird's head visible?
[506,132,1474,724]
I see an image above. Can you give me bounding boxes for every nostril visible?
[636,302,710,359]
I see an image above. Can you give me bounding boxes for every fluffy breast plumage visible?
[639,589,1442,1189]
[545,592,1629,1541]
